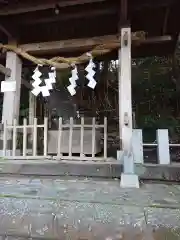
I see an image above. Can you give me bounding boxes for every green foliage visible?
[132,54,180,141]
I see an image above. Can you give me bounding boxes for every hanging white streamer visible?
[85,53,96,89]
[67,65,78,96]
[48,67,56,83]
[31,65,56,97]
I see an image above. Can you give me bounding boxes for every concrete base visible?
[120,173,140,188]
[0,161,179,182]
[0,150,21,157]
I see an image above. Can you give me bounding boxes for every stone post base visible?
[120,173,140,188]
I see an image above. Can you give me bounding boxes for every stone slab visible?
[0,160,180,182]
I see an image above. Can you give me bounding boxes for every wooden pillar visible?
[29,91,36,124]
[2,51,22,125]
[119,27,139,188]
[28,91,36,152]
[119,27,132,152]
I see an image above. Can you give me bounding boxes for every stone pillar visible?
[119,27,139,188]
[2,51,22,125]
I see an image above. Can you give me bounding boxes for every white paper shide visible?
[31,66,56,97]
[67,65,78,96]
[85,53,96,89]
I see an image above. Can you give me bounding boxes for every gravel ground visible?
[0,177,179,239]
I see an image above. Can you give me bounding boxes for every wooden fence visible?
[0,117,107,161]
[1,119,176,164]
[132,129,179,165]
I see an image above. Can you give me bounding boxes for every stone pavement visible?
[0,176,180,239]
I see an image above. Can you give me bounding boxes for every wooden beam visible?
[0,0,106,16]
[20,8,116,25]
[0,24,13,39]
[132,0,176,11]
[19,35,173,55]
[19,35,118,54]
[0,63,32,89]
[144,35,172,44]
[0,63,11,77]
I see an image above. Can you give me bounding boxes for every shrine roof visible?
[0,0,179,57]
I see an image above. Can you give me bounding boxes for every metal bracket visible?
[123,31,128,46]
[124,112,129,126]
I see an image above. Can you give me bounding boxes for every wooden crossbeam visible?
[0,0,106,16]
[132,0,176,10]
[0,0,175,16]
[0,64,32,90]
[19,35,117,54]
[0,34,173,89]
[19,34,172,55]
[0,64,11,77]
[21,8,116,25]
[0,24,13,39]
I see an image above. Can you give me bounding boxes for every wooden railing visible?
[0,117,107,161]
[131,129,179,165]
[53,117,107,161]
